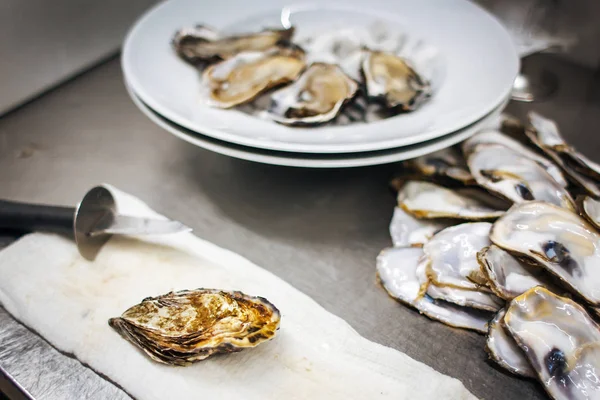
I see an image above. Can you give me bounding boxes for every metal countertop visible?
[0,55,599,400]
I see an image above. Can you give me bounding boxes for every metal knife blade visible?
[87,213,192,237]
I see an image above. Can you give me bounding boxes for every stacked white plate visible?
[123,0,519,168]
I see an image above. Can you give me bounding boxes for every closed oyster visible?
[377,247,492,333]
[402,147,475,185]
[491,201,600,306]
[486,309,535,378]
[172,26,294,64]
[424,222,493,290]
[478,245,558,301]
[388,206,452,247]
[504,287,600,399]
[266,63,358,125]
[200,45,305,108]
[579,195,600,230]
[462,130,568,188]
[362,50,431,111]
[467,144,575,210]
[109,289,280,366]
[397,180,506,220]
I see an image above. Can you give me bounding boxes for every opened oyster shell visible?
[109,289,280,366]
[579,195,600,230]
[426,283,503,312]
[200,45,305,108]
[504,287,600,399]
[172,26,294,64]
[402,147,475,186]
[362,50,431,111]
[266,63,358,125]
[389,206,452,247]
[486,309,535,378]
[491,201,600,306]
[397,180,506,220]
[377,247,492,333]
[467,144,575,210]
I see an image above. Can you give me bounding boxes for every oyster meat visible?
[424,222,493,290]
[402,147,475,185]
[389,206,452,247]
[109,289,280,366]
[172,26,295,64]
[397,180,506,220]
[486,309,535,378]
[266,63,358,125]
[478,244,558,301]
[362,50,431,111]
[200,45,305,108]
[579,195,600,230]
[491,201,600,306]
[377,247,492,333]
[504,287,600,399]
[467,144,575,209]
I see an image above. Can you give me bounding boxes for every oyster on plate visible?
[462,130,568,188]
[485,309,535,378]
[362,50,431,112]
[397,180,506,220]
[504,286,600,399]
[172,25,295,65]
[467,144,575,210]
[200,45,305,108]
[388,206,452,247]
[377,247,492,333]
[266,63,358,125]
[401,147,475,186]
[109,289,280,366]
[491,201,600,306]
[478,245,558,301]
[579,195,600,230]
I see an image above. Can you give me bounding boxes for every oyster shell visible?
[362,50,431,111]
[424,222,493,291]
[504,286,600,399]
[172,26,294,64]
[478,245,558,301]
[426,283,504,312]
[462,130,568,188]
[579,195,600,230]
[266,63,358,125]
[467,144,575,210]
[491,201,600,306]
[389,206,452,247]
[200,45,305,108]
[486,309,535,378]
[109,289,280,366]
[397,180,506,220]
[376,247,492,333]
[402,147,475,185]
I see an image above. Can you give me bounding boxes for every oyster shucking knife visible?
[0,185,191,260]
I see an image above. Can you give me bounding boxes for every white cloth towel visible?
[0,187,475,400]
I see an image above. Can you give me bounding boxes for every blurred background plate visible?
[122,0,519,153]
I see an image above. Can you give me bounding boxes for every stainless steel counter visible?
[0,54,599,400]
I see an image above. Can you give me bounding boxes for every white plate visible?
[123,0,519,154]
[127,82,509,168]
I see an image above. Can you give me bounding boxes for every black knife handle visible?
[0,199,76,233]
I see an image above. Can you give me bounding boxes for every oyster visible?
[362,50,431,111]
[172,26,294,64]
[486,309,535,378]
[467,144,575,210]
[424,222,493,290]
[527,111,600,197]
[462,130,568,188]
[491,201,600,306]
[426,283,504,312]
[377,247,492,333]
[109,289,280,366]
[389,206,452,247]
[397,180,506,220]
[266,63,358,125]
[200,45,305,108]
[478,245,557,301]
[402,147,475,185]
[579,195,600,230]
[504,287,600,399]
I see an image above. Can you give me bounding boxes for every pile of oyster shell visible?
[377,111,600,399]
[172,25,431,126]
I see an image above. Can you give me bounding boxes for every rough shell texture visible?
[402,147,475,186]
[109,289,280,366]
